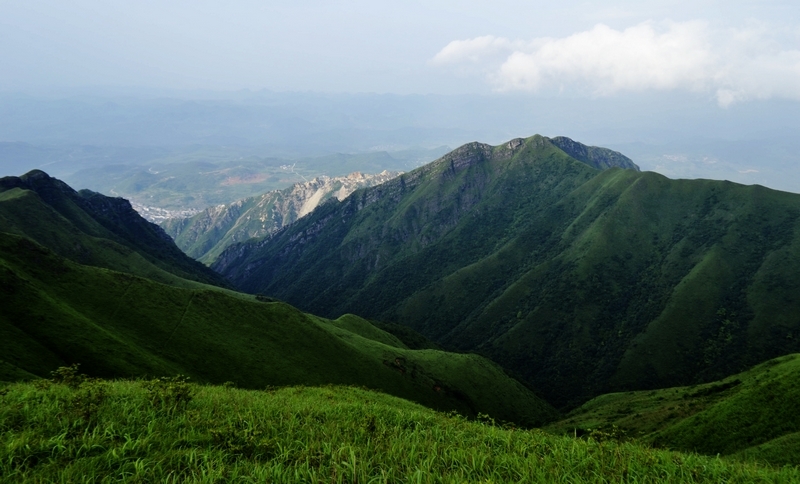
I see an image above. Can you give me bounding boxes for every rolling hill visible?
[0,171,556,426]
[546,353,800,466]
[212,134,800,408]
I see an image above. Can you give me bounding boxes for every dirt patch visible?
[220,174,270,186]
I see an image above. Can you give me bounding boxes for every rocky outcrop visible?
[161,170,400,263]
[549,136,639,171]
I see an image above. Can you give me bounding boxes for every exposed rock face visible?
[549,136,639,171]
[161,170,401,264]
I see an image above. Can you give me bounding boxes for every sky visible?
[1,1,799,192]
[2,0,798,101]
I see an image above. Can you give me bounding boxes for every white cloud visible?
[432,20,800,107]
[431,36,517,65]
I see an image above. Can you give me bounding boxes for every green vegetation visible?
[547,354,800,467]
[0,230,554,426]
[5,140,800,477]
[0,170,227,287]
[3,377,798,483]
[213,135,800,408]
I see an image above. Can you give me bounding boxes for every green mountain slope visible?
[3,381,797,482]
[0,170,228,287]
[213,135,800,408]
[0,231,555,426]
[161,171,399,264]
[546,353,800,466]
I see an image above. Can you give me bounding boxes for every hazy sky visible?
[2,1,800,192]
[2,1,798,103]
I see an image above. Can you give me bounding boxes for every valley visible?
[2,135,800,479]
[4,0,800,479]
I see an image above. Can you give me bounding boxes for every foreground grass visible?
[2,379,798,483]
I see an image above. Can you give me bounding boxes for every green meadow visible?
[3,377,799,483]
[547,353,800,467]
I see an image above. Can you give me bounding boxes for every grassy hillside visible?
[547,353,800,466]
[0,231,555,426]
[213,135,800,408]
[2,379,797,483]
[158,137,633,264]
[0,170,228,287]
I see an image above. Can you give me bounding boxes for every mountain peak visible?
[211,135,800,407]
[20,168,50,179]
[420,135,638,179]
[548,136,639,171]
[1,169,77,196]
[0,170,229,287]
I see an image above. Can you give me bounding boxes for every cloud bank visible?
[432,21,800,107]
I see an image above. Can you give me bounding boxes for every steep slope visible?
[0,231,555,426]
[0,170,228,287]
[213,134,800,408]
[546,353,800,466]
[161,170,399,264]
[549,136,639,170]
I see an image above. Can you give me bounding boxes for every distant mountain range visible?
[58,148,446,217]
[161,171,400,264]
[212,134,800,408]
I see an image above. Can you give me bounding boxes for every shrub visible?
[71,380,107,425]
[50,363,85,388]
[142,375,192,413]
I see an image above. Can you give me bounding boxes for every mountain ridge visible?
[0,230,556,425]
[212,135,800,408]
[0,170,228,287]
[161,170,400,264]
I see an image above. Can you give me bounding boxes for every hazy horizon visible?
[1,1,798,193]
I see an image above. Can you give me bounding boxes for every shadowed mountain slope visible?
[213,135,800,408]
[0,170,228,287]
[0,231,555,425]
